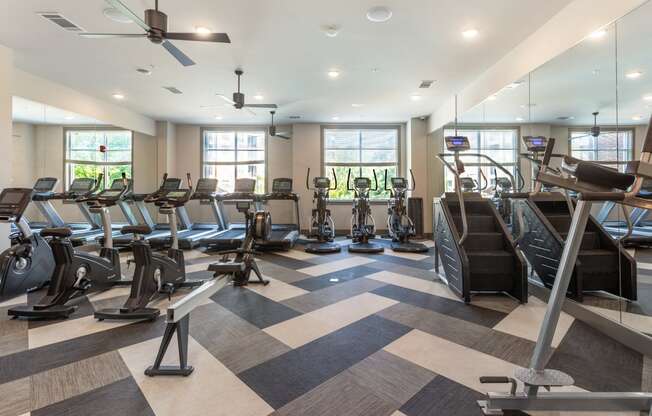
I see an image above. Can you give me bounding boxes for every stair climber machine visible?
[8,175,131,319]
[304,168,341,254]
[347,169,384,254]
[434,135,528,303]
[384,169,428,253]
[477,128,652,415]
[199,178,259,250]
[256,178,300,251]
[94,174,204,321]
[0,188,54,302]
[514,136,636,301]
[208,199,272,286]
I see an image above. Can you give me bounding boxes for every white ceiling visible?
[460,0,652,127]
[12,96,105,125]
[0,0,574,126]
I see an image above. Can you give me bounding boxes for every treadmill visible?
[28,177,65,231]
[597,179,652,246]
[256,178,300,250]
[109,175,184,248]
[150,178,226,249]
[198,178,258,250]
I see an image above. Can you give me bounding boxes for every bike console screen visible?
[523,136,548,153]
[445,136,470,152]
[314,177,331,189]
[391,178,407,189]
[354,178,371,189]
[33,178,57,193]
[272,178,293,194]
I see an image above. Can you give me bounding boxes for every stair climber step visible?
[452,215,496,233]
[467,250,514,274]
[578,249,619,273]
[544,214,572,233]
[447,201,493,216]
[559,231,600,250]
[463,232,505,251]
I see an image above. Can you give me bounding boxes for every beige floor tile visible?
[0,377,30,416]
[298,256,375,276]
[0,293,27,308]
[390,412,408,416]
[492,296,574,348]
[120,336,274,416]
[381,250,430,262]
[265,293,397,348]
[245,276,309,302]
[637,261,652,271]
[366,270,459,302]
[275,249,319,261]
[86,286,132,302]
[28,316,135,349]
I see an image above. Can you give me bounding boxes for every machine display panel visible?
[69,178,95,192]
[314,177,331,188]
[272,178,293,193]
[34,178,57,192]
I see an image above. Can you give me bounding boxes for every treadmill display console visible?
[523,136,548,152]
[354,178,371,189]
[391,178,407,189]
[0,189,31,218]
[445,136,470,152]
[272,178,293,194]
[109,179,129,190]
[69,178,95,192]
[163,178,182,190]
[166,191,188,199]
[195,178,218,192]
[234,178,256,193]
[236,201,251,210]
[314,177,330,189]
[33,178,57,192]
[101,190,122,198]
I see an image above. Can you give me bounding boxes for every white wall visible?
[0,45,13,248]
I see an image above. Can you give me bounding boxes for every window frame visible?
[320,124,402,203]
[200,126,269,193]
[568,127,635,168]
[63,126,134,190]
[442,125,521,193]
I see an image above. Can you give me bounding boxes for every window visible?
[442,128,519,192]
[323,127,400,200]
[202,129,266,193]
[569,129,633,170]
[65,129,132,189]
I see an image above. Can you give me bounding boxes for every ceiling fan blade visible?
[275,134,292,140]
[245,107,257,116]
[217,94,236,105]
[105,0,151,31]
[244,104,278,109]
[165,32,231,43]
[79,33,146,38]
[162,41,195,66]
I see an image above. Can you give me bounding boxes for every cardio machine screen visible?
[523,136,548,151]
[354,178,370,188]
[101,191,122,198]
[445,136,470,151]
[110,179,128,190]
[195,178,218,192]
[69,178,95,192]
[391,178,406,188]
[34,178,57,192]
[236,201,250,210]
[272,179,293,193]
[163,178,182,190]
[234,178,256,193]
[314,177,330,188]
[166,191,187,198]
[0,191,27,205]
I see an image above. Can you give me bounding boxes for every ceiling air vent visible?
[37,12,85,32]
[419,80,435,89]
[289,115,301,119]
[163,86,183,95]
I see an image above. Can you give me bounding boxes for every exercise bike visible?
[347,169,384,254]
[304,168,340,254]
[8,176,130,319]
[208,200,271,286]
[0,188,54,302]
[95,174,203,321]
[384,169,428,253]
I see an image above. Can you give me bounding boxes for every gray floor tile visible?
[400,376,486,416]
[377,302,490,348]
[258,260,313,284]
[238,315,411,409]
[0,377,29,416]
[216,330,292,374]
[471,329,536,367]
[291,265,378,291]
[212,285,301,328]
[347,350,436,407]
[643,355,652,392]
[282,277,387,314]
[31,377,155,416]
[366,261,436,281]
[260,253,314,270]
[0,306,28,357]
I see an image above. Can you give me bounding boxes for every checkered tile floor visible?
[0,239,650,416]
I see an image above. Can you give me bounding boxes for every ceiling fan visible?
[268,111,291,140]
[215,69,278,115]
[79,0,230,66]
[570,111,615,141]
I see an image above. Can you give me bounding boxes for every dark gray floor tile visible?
[282,278,387,314]
[26,294,96,330]
[377,303,490,348]
[373,254,434,270]
[32,377,155,416]
[238,314,411,409]
[291,265,378,291]
[471,330,536,367]
[272,369,396,416]
[260,253,314,270]
[258,260,313,283]
[347,350,436,407]
[547,320,643,391]
[400,376,486,416]
[643,355,652,392]
[371,284,506,328]
[366,261,436,281]
[212,285,301,328]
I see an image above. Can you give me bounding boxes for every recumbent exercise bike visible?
[384,169,428,253]
[347,169,384,254]
[304,168,340,254]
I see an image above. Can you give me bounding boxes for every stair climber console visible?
[515,136,637,301]
[434,135,528,303]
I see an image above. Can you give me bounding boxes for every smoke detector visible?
[322,25,340,38]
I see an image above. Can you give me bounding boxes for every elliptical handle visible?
[346,169,353,191]
[330,168,338,190]
[409,169,416,191]
[384,169,390,191]
[372,169,379,191]
[306,168,313,190]
[186,172,193,190]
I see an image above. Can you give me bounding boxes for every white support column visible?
[0,45,13,249]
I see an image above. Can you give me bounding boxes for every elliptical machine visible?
[208,198,271,286]
[384,169,428,253]
[0,188,54,302]
[347,169,384,254]
[8,176,130,319]
[304,168,341,254]
[94,174,203,321]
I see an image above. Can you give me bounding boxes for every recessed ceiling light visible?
[112,93,125,100]
[215,115,223,120]
[103,7,132,23]
[327,70,340,78]
[195,26,212,35]
[351,103,363,108]
[516,117,525,122]
[626,71,643,79]
[506,81,524,89]
[410,94,422,101]
[332,116,340,121]
[643,95,652,101]
[64,116,75,120]
[462,28,479,39]
[322,24,340,37]
[592,69,601,76]
[589,29,607,39]
[487,95,497,101]
[632,115,643,121]
[253,94,264,101]
[366,6,392,23]
[371,68,380,73]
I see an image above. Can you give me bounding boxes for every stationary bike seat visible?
[121,225,153,235]
[40,227,73,238]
